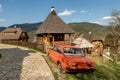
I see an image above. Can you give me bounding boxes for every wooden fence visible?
[2,41,44,52]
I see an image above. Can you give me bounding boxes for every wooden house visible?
[80,32,104,55]
[0,27,29,43]
[35,7,75,51]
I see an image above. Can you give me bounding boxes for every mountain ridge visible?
[0,22,108,42]
[0,22,107,32]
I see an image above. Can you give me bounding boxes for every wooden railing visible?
[1,40,71,52]
[2,41,44,51]
[54,41,70,46]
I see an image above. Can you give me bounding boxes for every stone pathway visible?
[0,44,54,80]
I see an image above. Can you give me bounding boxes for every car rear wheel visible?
[57,62,65,73]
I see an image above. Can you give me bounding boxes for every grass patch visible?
[53,72,58,80]
[65,73,77,80]
[73,60,120,80]
[45,56,120,80]
[26,47,44,53]
[44,56,59,80]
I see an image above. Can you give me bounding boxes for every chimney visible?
[51,6,55,12]
[14,25,17,28]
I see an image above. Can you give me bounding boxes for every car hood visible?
[65,55,94,64]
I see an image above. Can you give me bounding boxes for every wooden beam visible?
[52,36,54,47]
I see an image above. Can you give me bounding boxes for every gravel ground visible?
[0,44,54,80]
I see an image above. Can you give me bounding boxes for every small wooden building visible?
[80,32,104,54]
[0,27,29,43]
[35,7,75,50]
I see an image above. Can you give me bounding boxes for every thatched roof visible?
[80,32,103,42]
[36,7,75,34]
[72,37,94,48]
[0,27,28,40]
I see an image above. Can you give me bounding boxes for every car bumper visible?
[65,67,95,72]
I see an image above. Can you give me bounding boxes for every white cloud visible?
[80,10,88,13]
[101,16,116,20]
[0,19,6,22]
[58,9,76,16]
[90,21,102,25]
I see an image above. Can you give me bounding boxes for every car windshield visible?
[64,47,85,56]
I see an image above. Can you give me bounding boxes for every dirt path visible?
[0,44,54,80]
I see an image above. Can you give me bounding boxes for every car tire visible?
[47,53,50,59]
[57,62,65,74]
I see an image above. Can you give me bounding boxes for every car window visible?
[53,46,61,53]
[56,46,61,53]
[64,48,85,56]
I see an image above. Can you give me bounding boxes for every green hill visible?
[9,22,43,32]
[0,27,6,32]
[69,22,107,37]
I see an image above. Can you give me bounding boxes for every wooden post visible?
[69,34,71,45]
[52,36,54,47]
[64,34,66,45]
[43,35,47,52]
[47,34,50,43]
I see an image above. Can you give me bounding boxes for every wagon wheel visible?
[57,62,64,73]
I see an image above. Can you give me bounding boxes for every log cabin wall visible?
[36,33,72,49]
[92,40,104,54]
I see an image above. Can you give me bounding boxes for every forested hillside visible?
[8,22,43,32]
[69,22,107,37]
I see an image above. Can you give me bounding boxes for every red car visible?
[48,45,95,73]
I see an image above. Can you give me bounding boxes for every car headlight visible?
[72,63,78,66]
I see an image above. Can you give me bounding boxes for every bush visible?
[110,47,120,62]
[105,33,120,62]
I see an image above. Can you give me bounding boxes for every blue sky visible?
[0,0,120,27]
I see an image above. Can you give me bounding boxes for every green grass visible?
[74,60,120,80]
[26,47,44,53]
[44,56,59,80]
[65,73,78,80]
[45,56,120,80]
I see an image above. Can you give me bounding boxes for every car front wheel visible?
[47,53,50,59]
[57,62,65,73]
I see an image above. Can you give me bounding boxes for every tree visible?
[105,10,120,62]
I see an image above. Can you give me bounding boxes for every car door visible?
[50,46,63,64]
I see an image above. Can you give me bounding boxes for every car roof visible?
[55,45,79,48]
